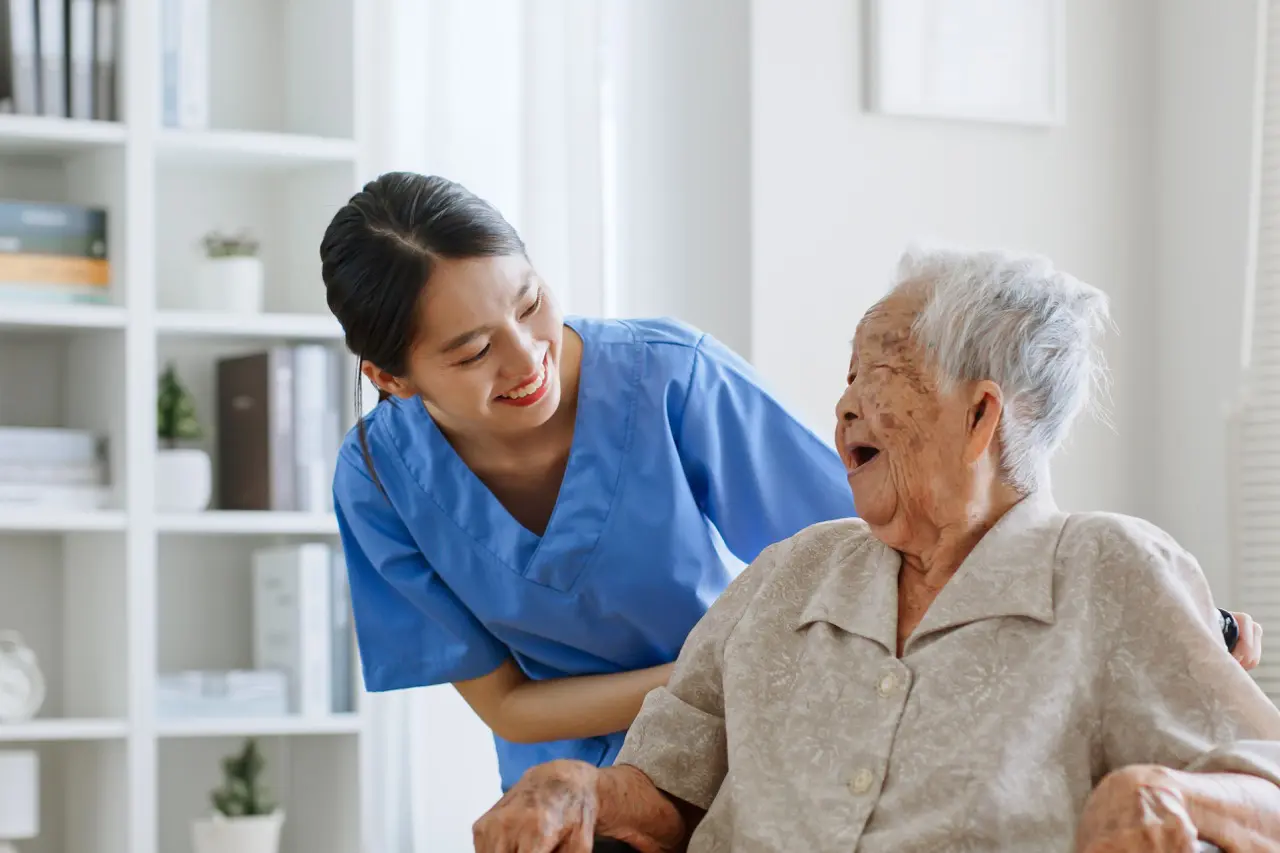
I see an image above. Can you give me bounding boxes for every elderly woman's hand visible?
[1076,764,1280,852]
[1228,610,1263,670]
[473,761,683,853]
[1075,766,1199,852]
[473,760,601,853]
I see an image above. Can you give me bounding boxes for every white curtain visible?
[1235,0,1280,701]
[360,2,611,850]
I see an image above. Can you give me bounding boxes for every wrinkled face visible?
[835,291,998,537]
[369,254,566,434]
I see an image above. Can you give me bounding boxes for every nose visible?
[502,329,542,378]
[835,384,859,424]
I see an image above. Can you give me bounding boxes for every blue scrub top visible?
[332,315,856,791]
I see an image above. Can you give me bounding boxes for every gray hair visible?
[888,244,1112,493]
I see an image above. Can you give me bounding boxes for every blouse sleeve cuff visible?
[614,687,727,810]
[1185,740,1280,787]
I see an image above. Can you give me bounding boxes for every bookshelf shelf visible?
[157,511,340,536]
[0,718,129,742]
[156,128,359,170]
[156,714,362,739]
[0,115,127,153]
[0,302,128,332]
[0,1,374,851]
[0,509,127,533]
[156,310,344,340]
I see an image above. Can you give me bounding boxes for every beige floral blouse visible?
[615,491,1280,852]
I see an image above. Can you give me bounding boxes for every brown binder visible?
[216,348,295,511]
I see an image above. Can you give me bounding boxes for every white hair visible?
[888,243,1112,493]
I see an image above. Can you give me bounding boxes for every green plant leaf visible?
[156,363,202,445]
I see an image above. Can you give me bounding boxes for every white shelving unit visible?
[0,2,373,853]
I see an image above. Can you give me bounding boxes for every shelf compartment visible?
[0,330,128,516]
[157,714,361,739]
[159,735,360,853]
[156,310,344,341]
[0,532,129,722]
[155,161,355,316]
[2,739,129,853]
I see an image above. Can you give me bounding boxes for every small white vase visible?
[191,810,285,853]
[195,256,264,313]
[154,448,212,512]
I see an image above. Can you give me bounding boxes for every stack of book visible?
[0,0,118,120]
[0,425,109,510]
[0,198,111,305]
[216,344,343,513]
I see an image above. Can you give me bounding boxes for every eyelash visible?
[457,290,544,366]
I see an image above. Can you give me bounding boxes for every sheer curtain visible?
[1236,0,1280,703]
[360,1,612,849]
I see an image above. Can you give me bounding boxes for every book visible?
[0,198,109,258]
[91,0,113,120]
[2,0,39,115]
[252,543,333,717]
[35,0,64,117]
[160,0,207,129]
[66,0,93,119]
[216,348,297,511]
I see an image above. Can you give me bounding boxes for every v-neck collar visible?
[394,316,641,592]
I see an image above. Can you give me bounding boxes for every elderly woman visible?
[472,246,1280,852]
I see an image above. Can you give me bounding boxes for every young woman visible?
[320,172,1263,795]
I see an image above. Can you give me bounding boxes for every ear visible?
[963,380,1003,464]
[360,360,417,400]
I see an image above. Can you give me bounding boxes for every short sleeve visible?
[1096,521,1280,777]
[676,333,855,564]
[615,544,778,809]
[333,450,509,692]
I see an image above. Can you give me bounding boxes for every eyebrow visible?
[439,274,536,354]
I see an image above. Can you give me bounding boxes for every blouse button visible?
[849,768,875,794]
[877,672,898,696]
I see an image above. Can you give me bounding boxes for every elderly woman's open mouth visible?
[846,443,881,474]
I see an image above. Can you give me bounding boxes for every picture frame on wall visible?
[864,0,1066,127]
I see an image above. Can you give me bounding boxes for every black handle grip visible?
[1220,608,1240,653]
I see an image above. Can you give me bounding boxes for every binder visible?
[90,0,112,120]
[66,0,91,118]
[3,0,37,114]
[35,0,64,116]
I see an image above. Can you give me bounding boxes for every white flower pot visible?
[195,256,264,313]
[191,810,285,853]
[155,448,212,512]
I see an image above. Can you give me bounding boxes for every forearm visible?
[495,663,673,744]
[1181,771,1280,848]
[594,764,691,853]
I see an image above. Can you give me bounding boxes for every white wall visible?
[606,0,752,355]
[1154,0,1262,604]
[749,0,1161,523]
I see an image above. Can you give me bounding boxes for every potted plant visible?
[155,363,212,512]
[194,229,264,313]
[191,738,286,853]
